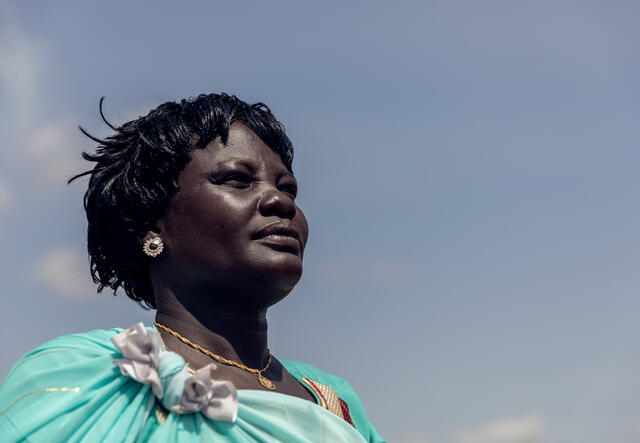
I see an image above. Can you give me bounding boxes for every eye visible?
[279,183,298,199]
[213,172,253,188]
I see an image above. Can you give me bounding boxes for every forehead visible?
[185,122,291,175]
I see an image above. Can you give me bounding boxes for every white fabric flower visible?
[172,364,239,422]
[111,323,239,423]
[112,322,165,397]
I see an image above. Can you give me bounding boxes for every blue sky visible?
[1,1,639,442]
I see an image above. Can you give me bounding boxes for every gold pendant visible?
[258,375,276,390]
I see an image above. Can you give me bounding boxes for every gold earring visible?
[143,237,164,257]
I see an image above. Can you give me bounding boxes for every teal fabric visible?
[0,327,385,442]
[281,360,385,443]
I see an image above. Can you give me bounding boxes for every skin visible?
[141,122,314,402]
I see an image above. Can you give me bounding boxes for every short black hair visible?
[69,93,294,309]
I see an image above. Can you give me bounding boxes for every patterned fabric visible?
[298,378,355,427]
[279,360,384,442]
[338,398,354,425]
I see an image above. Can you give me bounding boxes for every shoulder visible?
[0,327,154,442]
[2,327,124,384]
[17,327,124,357]
[280,359,353,394]
[280,360,385,443]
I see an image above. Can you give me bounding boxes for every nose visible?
[257,188,297,219]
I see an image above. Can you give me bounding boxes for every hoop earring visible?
[143,237,164,257]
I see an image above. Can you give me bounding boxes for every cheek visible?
[296,208,310,248]
[213,193,256,236]
[168,189,250,249]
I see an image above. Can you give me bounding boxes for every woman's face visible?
[154,122,309,311]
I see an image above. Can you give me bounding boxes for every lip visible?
[252,223,301,254]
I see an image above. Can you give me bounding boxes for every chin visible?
[252,247,303,276]
[261,262,302,288]
[249,259,303,298]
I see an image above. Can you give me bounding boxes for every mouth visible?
[252,223,301,254]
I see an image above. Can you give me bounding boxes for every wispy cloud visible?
[24,120,86,184]
[0,5,44,131]
[0,7,86,187]
[454,415,545,443]
[27,245,97,299]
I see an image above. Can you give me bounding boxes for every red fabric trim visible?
[300,377,355,427]
[338,398,355,426]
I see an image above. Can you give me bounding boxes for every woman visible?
[0,94,384,442]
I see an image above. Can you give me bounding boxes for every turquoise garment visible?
[0,327,384,442]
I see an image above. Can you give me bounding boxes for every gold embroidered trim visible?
[299,378,344,421]
[311,381,344,419]
[155,406,168,424]
[10,350,72,373]
[0,387,80,417]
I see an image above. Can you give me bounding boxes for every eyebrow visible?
[215,159,257,174]
[278,172,297,181]
[216,159,294,179]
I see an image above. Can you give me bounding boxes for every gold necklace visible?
[154,322,276,390]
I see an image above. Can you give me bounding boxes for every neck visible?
[155,293,270,369]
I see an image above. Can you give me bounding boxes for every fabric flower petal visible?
[171,364,238,423]
[111,323,238,423]
[111,322,165,397]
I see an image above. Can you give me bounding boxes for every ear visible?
[136,219,166,246]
